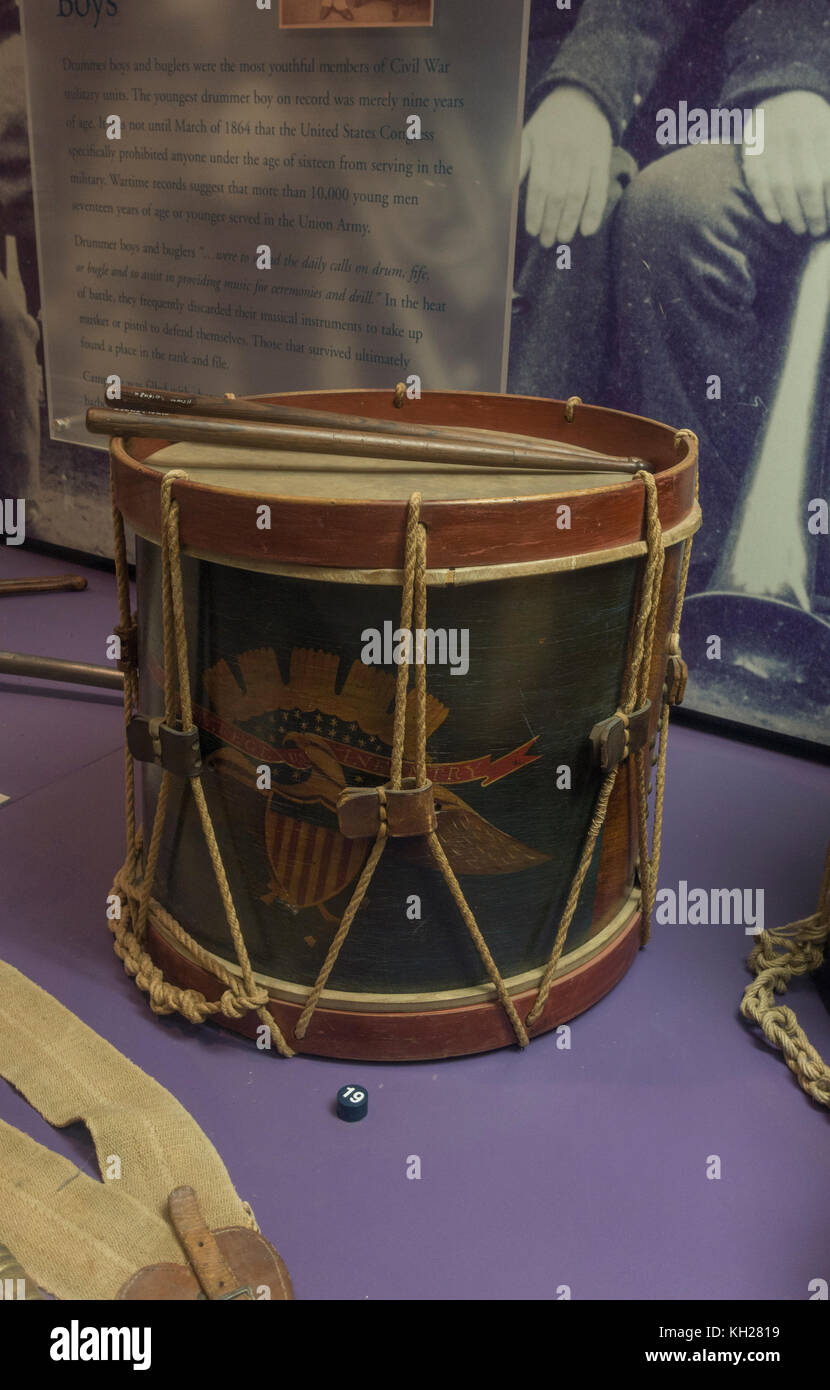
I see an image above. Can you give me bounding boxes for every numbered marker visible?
[337,1084,368,1122]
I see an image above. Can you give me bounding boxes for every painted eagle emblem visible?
[198,647,549,926]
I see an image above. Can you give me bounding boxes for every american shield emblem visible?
[199,645,548,923]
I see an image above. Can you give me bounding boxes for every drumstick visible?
[86,407,648,475]
[0,575,88,597]
[114,384,617,460]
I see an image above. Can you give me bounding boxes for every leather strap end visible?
[337,778,436,838]
[168,1186,253,1300]
[589,701,652,771]
[665,652,688,706]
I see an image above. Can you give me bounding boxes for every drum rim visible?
[148,885,640,1012]
[145,900,643,1061]
[111,389,698,569]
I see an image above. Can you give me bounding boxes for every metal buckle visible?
[216,1285,255,1300]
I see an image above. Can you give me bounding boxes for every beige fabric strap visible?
[0,960,254,1300]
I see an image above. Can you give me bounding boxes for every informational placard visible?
[19,0,528,448]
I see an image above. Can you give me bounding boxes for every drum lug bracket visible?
[127,713,203,777]
[589,701,652,771]
[337,778,436,839]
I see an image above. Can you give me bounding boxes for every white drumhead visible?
[142,434,625,502]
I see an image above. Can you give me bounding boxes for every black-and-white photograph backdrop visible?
[508,0,830,747]
[2,0,829,746]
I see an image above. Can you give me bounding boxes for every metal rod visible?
[0,651,123,690]
[115,384,609,459]
[86,407,647,475]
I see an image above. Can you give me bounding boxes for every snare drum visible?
[108,390,699,1060]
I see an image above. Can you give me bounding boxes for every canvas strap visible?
[0,960,256,1300]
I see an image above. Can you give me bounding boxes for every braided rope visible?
[293,497,423,1041]
[412,512,529,1046]
[109,467,294,1057]
[525,470,666,1028]
[293,812,388,1040]
[293,490,532,1049]
[110,477,139,874]
[631,470,667,945]
[110,859,271,1024]
[638,447,699,945]
[740,843,830,1107]
[426,834,529,1046]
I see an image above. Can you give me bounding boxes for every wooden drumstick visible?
[0,575,88,597]
[86,407,648,475]
[113,384,616,461]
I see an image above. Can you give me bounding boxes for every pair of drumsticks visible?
[85,387,649,476]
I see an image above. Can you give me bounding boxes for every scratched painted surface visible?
[136,539,637,992]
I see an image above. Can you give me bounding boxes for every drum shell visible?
[114,390,698,1059]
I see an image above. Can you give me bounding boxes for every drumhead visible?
[112,390,699,570]
[142,436,626,502]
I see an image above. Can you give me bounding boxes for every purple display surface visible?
[1,547,829,1301]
